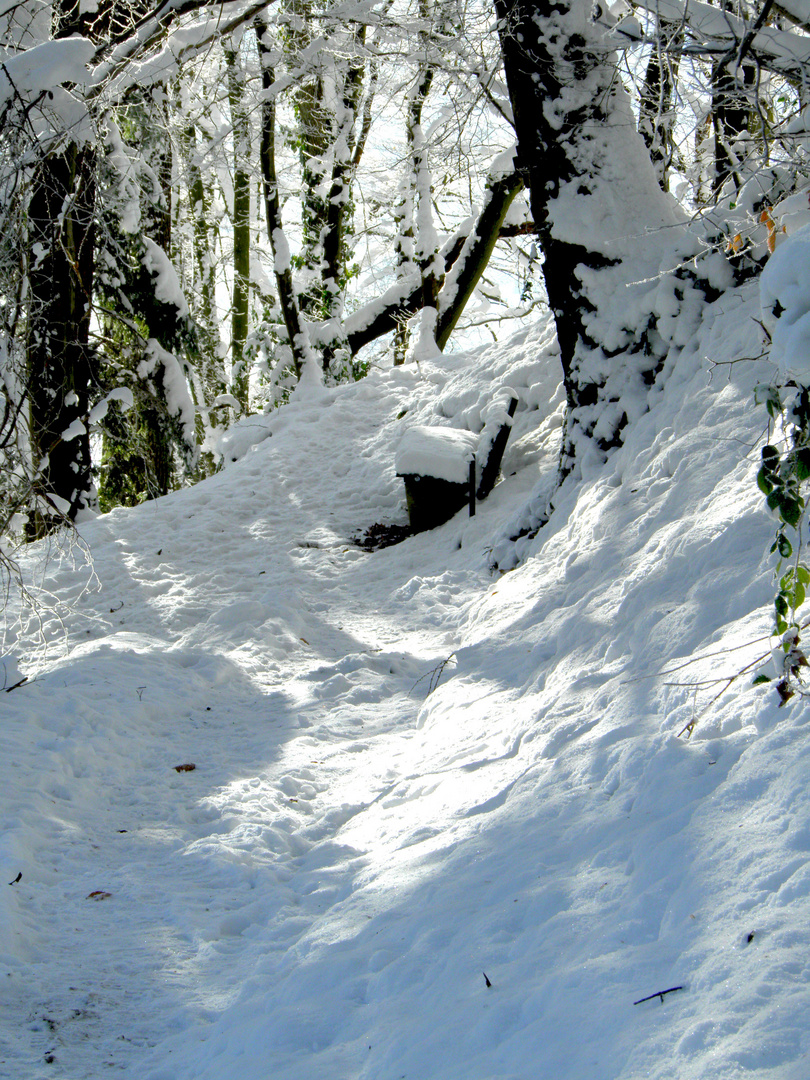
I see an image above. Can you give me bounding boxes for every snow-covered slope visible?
[3,280,809,1080]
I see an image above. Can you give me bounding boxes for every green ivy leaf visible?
[762,445,781,467]
[752,673,771,685]
[775,594,789,617]
[778,535,793,559]
[757,469,774,495]
[782,498,804,528]
[797,447,810,481]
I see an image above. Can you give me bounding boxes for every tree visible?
[637,17,683,192]
[226,39,253,408]
[1,0,270,537]
[493,0,810,533]
[25,0,100,536]
[495,0,689,482]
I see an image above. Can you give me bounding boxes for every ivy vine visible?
[755,383,810,703]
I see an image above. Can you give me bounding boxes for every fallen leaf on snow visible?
[174,763,196,772]
[87,891,112,901]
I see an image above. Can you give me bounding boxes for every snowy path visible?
[4,310,810,1079]
[2,360,526,1078]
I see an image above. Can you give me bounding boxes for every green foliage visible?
[95,232,199,508]
[755,384,810,702]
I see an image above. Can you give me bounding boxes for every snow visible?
[0,37,93,103]
[760,224,810,381]
[633,0,810,74]
[396,425,477,484]
[141,238,190,318]
[88,387,135,426]
[404,305,442,364]
[137,339,197,447]
[3,282,810,1079]
[343,269,421,338]
[272,227,291,275]
[60,418,87,443]
[488,145,517,180]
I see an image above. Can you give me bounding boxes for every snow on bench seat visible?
[395,426,478,484]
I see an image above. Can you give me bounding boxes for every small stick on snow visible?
[410,654,456,696]
[483,972,492,988]
[633,986,683,1006]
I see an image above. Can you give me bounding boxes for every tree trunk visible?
[226,43,252,410]
[26,0,102,535]
[255,16,319,381]
[393,6,438,364]
[712,58,756,196]
[183,122,226,419]
[345,170,523,358]
[283,0,331,319]
[317,26,366,378]
[27,141,97,536]
[494,0,679,479]
[639,19,682,192]
[141,95,176,495]
[436,169,523,349]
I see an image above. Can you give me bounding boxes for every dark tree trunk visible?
[493,0,677,479]
[27,142,97,536]
[639,20,682,192]
[321,30,364,301]
[711,0,775,196]
[142,97,175,495]
[494,0,607,382]
[392,36,435,365]
[25,0,105,535]
[184,123,225,416]
[227,44,252,409]
[256,16,314,379]
[712,58,756,196]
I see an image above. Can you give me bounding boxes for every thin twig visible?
[676,648,775,738]
[633,986,683,1006]
[410,653,456,696]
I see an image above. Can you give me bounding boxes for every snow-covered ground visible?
[3,275,810,1080]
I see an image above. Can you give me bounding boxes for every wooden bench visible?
[395,396,518,531]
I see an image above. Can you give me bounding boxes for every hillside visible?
[3,275,810,1080]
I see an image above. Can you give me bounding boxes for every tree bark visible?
[345,168,522,359]
[27,142,97,535]
[256,16,316,380]
[712,58,756,196]
[183,122,225,416]
[436,169,523,350]
[25,0,106,534]
[494,0,678,477]
[639,19,682,192]
[393,7,438,365]
[226,43,252,410]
